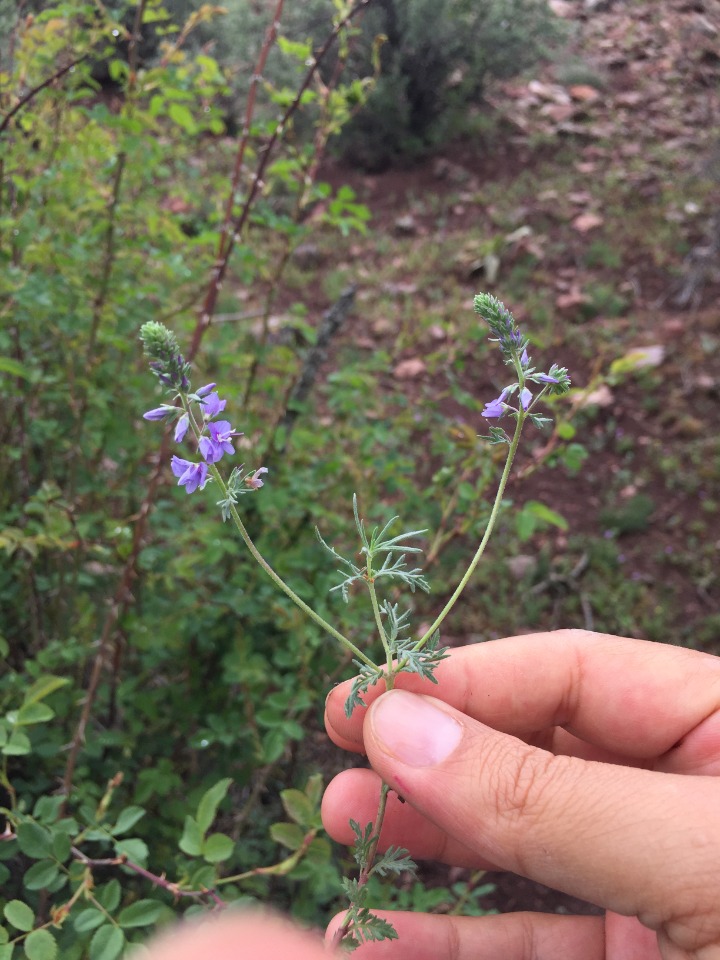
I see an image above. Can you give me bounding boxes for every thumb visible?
[363,689,719,936]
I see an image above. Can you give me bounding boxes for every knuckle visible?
[489,742,576,829]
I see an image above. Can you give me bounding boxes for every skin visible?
[143,630,720,960]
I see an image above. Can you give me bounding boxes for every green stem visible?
[363,780,391,879]
[223,489,374,667]
[179,397,377,669]
[366,569,391,670]
[414,409,526,652]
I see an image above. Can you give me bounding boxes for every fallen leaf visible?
[573,384,614,409]
[572,212,604,232]
[556,287,590,312]
[394,358,426,379]
[609,345,665,376]
[569,84,601,102]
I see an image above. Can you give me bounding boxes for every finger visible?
[139,910,329,960]
[325,910,608,960]
[325,630,720,769]
[361,688,720,942]
[322,767,496,868]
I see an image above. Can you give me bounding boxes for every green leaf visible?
[261,728,287,763]
[524,500,568,530]
[2,729,31,756]
[111,806,145,836]
[89,925,125,960]
[202,833,234,864]
[195,778,231,834]
[16,823,52,859]
[23,860,59,891]
[280,789,313,827]
[95,880,121,913]
[167,103,196,133]
[304,773,323,809]
[0,943,14,960]
[33,796,63,824]
[50,831,71,863]
[113,838,148,866]
[22,677,69,707]
[4,901,34,933]
[0,357,30,380]
[117,900,163,929]
[270,822,304,851]
[178,816,203,856]
[0,865,9,885]
[73,909,106,934]
[556,421,576,440]
[13,703,54,726]
[0,927,8,943]
[23,928,56,960]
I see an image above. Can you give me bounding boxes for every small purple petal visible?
[201,391,226,418]
[520,387,532,410]
[174,414,189,442]
[143,406,170,421]
[521,348,529,367]
[482,397,506,419]
[537,373,559,383]
[196,382,217,397]
[199,436,222,463]
[206,420,235,458]
[170,456,208,494]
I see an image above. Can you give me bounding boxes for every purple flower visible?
[201,391,226,419]
[521,348,530,368]
[196,383,217,397]
[199,420,236,463]
[520,387,532,410]
[482,396,506,419]
[536,373,559,384]
[174,414,189,442]
[171,456,209,494]
[245,467,268,489]
[143,406,171,421]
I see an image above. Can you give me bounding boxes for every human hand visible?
[322,629,720,959]
[138,910,329,960]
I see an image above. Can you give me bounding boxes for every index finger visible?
[325,630,720,769]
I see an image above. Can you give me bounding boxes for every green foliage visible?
[336,0,566,168]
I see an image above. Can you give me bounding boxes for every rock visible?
[292,242,323,270]
[394,215,418,236]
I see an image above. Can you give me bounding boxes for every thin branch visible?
[71,847,226,907]
[0,56,88,137]
[188,0,373,360]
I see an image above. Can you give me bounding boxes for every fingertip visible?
[321,768,383,843]
[140,909,327,960]
[324,684,369,753]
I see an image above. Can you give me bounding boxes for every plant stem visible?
[414,410,526,651]
[366,570,391,669]
[205,464,376,669]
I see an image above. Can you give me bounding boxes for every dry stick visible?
[241,37,368,412]
[71,847,226,908]
[273,286,357,452]
[188,0,374,361]
[0,55,88,137]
